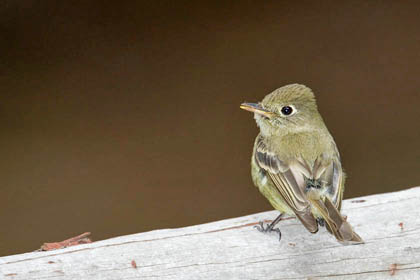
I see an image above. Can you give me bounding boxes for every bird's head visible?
[241,84,323,137]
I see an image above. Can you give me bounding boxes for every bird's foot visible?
[254,221,282,241]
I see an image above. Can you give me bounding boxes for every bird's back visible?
[251,130,344,223]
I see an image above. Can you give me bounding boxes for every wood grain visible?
[1,187,420,279]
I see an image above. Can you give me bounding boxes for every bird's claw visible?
[254,221,265,232]
[254,221,282,241]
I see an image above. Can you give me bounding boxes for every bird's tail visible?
[309,196,364,245]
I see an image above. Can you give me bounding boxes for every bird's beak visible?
[240,103,275,118]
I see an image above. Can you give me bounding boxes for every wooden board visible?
[1,187,420,279]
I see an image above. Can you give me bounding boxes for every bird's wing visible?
[254,136,319,233]
[255,136,363,243]
[317,144,345,211]
[310,149,363,244]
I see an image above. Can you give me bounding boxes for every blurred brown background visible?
[1,1,420,256]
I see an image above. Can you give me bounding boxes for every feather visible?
[255,136,318,233]
[254,135,363,243]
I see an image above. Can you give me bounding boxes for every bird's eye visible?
[281,106,293,116]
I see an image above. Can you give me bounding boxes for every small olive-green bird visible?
[241,84,363,244]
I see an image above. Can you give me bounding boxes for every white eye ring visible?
[280,105,297,116]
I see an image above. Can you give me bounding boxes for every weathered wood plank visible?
[1,187,420,280]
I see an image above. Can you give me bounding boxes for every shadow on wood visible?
[1,187,420,279]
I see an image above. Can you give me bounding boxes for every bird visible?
[240,84,363,244]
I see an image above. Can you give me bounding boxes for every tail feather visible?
[309,196,363,244]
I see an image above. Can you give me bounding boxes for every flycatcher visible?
[240,84,363,244]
